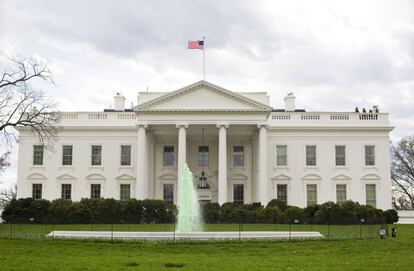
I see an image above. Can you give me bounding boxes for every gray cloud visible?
[1,0,414,187]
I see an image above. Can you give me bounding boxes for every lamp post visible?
[360,218,365,239]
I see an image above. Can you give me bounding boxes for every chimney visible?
[114,92,126,111]
[284,92,296,112]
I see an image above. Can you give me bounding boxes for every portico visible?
[134,81,272,204]
[136,123,267,204]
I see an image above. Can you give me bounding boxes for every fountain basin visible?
[47,231,324,240]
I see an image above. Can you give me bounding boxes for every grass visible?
[0,224,413,270]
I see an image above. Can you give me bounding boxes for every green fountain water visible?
[176,163,203,232]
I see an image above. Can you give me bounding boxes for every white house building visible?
[16,81,393,209]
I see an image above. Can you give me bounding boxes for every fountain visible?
[176,163,203,232]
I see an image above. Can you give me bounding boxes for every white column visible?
[217,124,228,205]
[136,124,147,199]
[176,124,188,201]
[258,124,268,204]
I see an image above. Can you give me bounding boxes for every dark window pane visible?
[120,184,131,200]
[365,145,375,166]
[233,184,244,204]
[277,184,288,204]
[233,145,244,167]
[91,184,101,198]
[306,184,317,206]
[306,145,316,166]
[62,145,73,166]
[91,145,102,166]
[61,184,72,200]
[163,146,174,167]
[335,146,346,166]
[33,145,44,165]
[276,145,287,166]
[198,146,209,167]
[163,184,174,204]
[121,145,132,166]
[32,183,42,199]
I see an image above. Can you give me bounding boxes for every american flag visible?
[188,40,204,50]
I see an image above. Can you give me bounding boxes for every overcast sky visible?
[1,0,414,188]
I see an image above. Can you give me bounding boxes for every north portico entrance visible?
[141,124,258,204]
[134,80,272,205]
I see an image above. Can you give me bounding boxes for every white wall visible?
[17,130,138,201]
[17,127,392,209]
[266,131,392,209]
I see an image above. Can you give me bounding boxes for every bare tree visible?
[0,151,10,172]
[0,56,57,145]
[391,136,414,209]
[0,184,17,208]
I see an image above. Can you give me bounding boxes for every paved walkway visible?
[47,231,324,240]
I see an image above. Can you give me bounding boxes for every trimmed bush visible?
[266,199,288,212]
[1,198,399,224]
[281,206,304,223]
[47,199,73,224]
[120,199,143,224]
[384,209,399,224]
[201,202,221,223]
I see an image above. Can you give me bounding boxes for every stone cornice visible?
[137,109,271,113]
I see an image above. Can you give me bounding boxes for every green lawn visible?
[0,224,413,270]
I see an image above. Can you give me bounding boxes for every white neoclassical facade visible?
[16,81,393,209]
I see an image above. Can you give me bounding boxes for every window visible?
[120,184,131,200]
[366,184,376,207]
[163,183,174,204]
[33,145,44,166]
[306,184,317,206]
[90,184,101,198]
[61,184,72,200]
[306,145,317,166]
[336,184,347,204]
[233,146,244,167]
[120,145,132,166]
[365,145,375,166]
[277,184,288,205]
[91,145,102,166]
[198,146,209,167]
[32,184,42,199]
[163,146,174,167]
[233,184,244,204]
[335,145,346,166]
[62,145,73,166]
[276,145,287,166]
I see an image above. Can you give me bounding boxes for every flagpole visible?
[202,36,205,80]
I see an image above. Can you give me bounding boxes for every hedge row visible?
[1,198,398,224]
[203,200,399,224]
[1,198,176,224]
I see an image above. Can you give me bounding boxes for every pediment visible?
[302,173,322,181]
[115,174,136,181]
[331,174,351,181]
[159,173,177,180]
[229,173,249,180]
[271,174,292,181]
[361,173,381,180]
[135,81,272,112]
[56,173,76,181]
[27,173,47,180]
[86,173,106,180]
